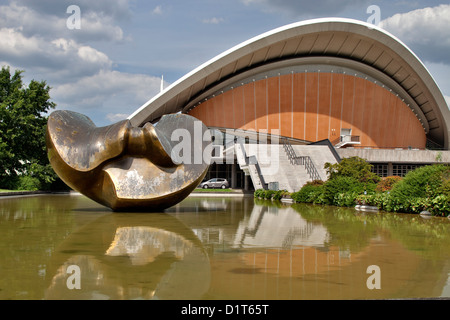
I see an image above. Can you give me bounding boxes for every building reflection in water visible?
[233,204,330,249]
[173,197,450,299]
[37,196,450,300]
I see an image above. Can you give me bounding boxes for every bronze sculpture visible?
[46,110,211,211]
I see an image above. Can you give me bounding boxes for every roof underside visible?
[128,18,450,149]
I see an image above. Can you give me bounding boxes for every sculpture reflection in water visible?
[44,213,210,300]
[46,110,212,211]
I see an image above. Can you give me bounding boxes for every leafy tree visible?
[324,156,380,184]
[0,66,57,190]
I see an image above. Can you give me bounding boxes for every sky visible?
[0,0,449,126]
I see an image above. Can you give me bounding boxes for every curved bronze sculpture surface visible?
[46,110,211,211]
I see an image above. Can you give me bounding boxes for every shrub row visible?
[254,189,290,201]
[254,163,450,217]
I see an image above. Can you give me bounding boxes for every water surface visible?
[1,194,449,300]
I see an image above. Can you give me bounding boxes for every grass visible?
[0,189,22,192]
[194,188,235,192]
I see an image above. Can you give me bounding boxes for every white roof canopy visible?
[129,18,450,149]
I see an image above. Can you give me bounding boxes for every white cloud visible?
[0,1,162,125]
[77,45,112,66]
[152,5,163,15]
[202,17,225,24]
[52,70,162,123]
[13,0,133,21]
[53,70,160,103]
[241,0,369,16]
[379,4,450,64]
[0,27,41,56]
[0,29,113,82]
[106,113,130,122]
[0,2,127,43]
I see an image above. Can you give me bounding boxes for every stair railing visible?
[236,140,268,190]
[282,137,322,181]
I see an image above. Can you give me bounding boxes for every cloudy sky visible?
[1,0,449,126]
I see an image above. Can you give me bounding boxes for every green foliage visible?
[333,191,359,207]
[254,189,263,198]
[430,195,450,217]
[390,164,449,199]
[324,156,380,184]
[439,178,450,197]
[0,66,57,190]
[254,189,275,200]
[16,175,42,191]
[322,176,365,205]
[272,190,289,201]
[291,182,324,203]
[254,189,290,201]
[262,162,450,217]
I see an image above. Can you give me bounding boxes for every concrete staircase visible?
[236,143,338,192]
[235,142,267,190]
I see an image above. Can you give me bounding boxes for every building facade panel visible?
[267,77,280,135]
[305,72,319,142]
[341,74,356,137]
[292,73,306,141]
[187,71,427,149]
[255,79,268,132]
[329,73,343,144]
[233,86,245,129]
[243,82,256,131]
[222,89,234,130]
[317,72,332,142]
[351,76,366,142]
[280,74,293,138]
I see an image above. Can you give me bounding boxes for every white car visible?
[199,178,230,189]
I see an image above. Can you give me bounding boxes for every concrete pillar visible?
[244,175,249,191]
[231,163,237,189]
[388,162,393,176]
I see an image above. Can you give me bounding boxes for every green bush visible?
[272,190,289,201]
[254,189,264,198]
[430,195,450,217]
[374,192,449,216]
[292,183,325,204]
[16,175,42,191]
[324,156,380,184]
[254,164,450,217]
[355,194,375,206]
[254,189,278,200]
[438,175,450,197]
[390,164,449,199]
[322,176,366,205]
[333,191,359,207]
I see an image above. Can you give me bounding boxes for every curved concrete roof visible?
[128,18,450,149]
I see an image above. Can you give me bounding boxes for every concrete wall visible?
[337,148,450,164]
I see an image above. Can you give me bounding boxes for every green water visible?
[0,193,449,300]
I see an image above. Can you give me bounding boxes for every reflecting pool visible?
[1,194,450,300]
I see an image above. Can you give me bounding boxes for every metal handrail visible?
[282,137,299,165]
[237,140,268,189]
[282,137,322,181]
[298,156,322,181]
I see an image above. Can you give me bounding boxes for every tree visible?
[324,156,380,184]
[0,66,57,190]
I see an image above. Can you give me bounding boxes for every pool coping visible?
[0,190,255,198]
